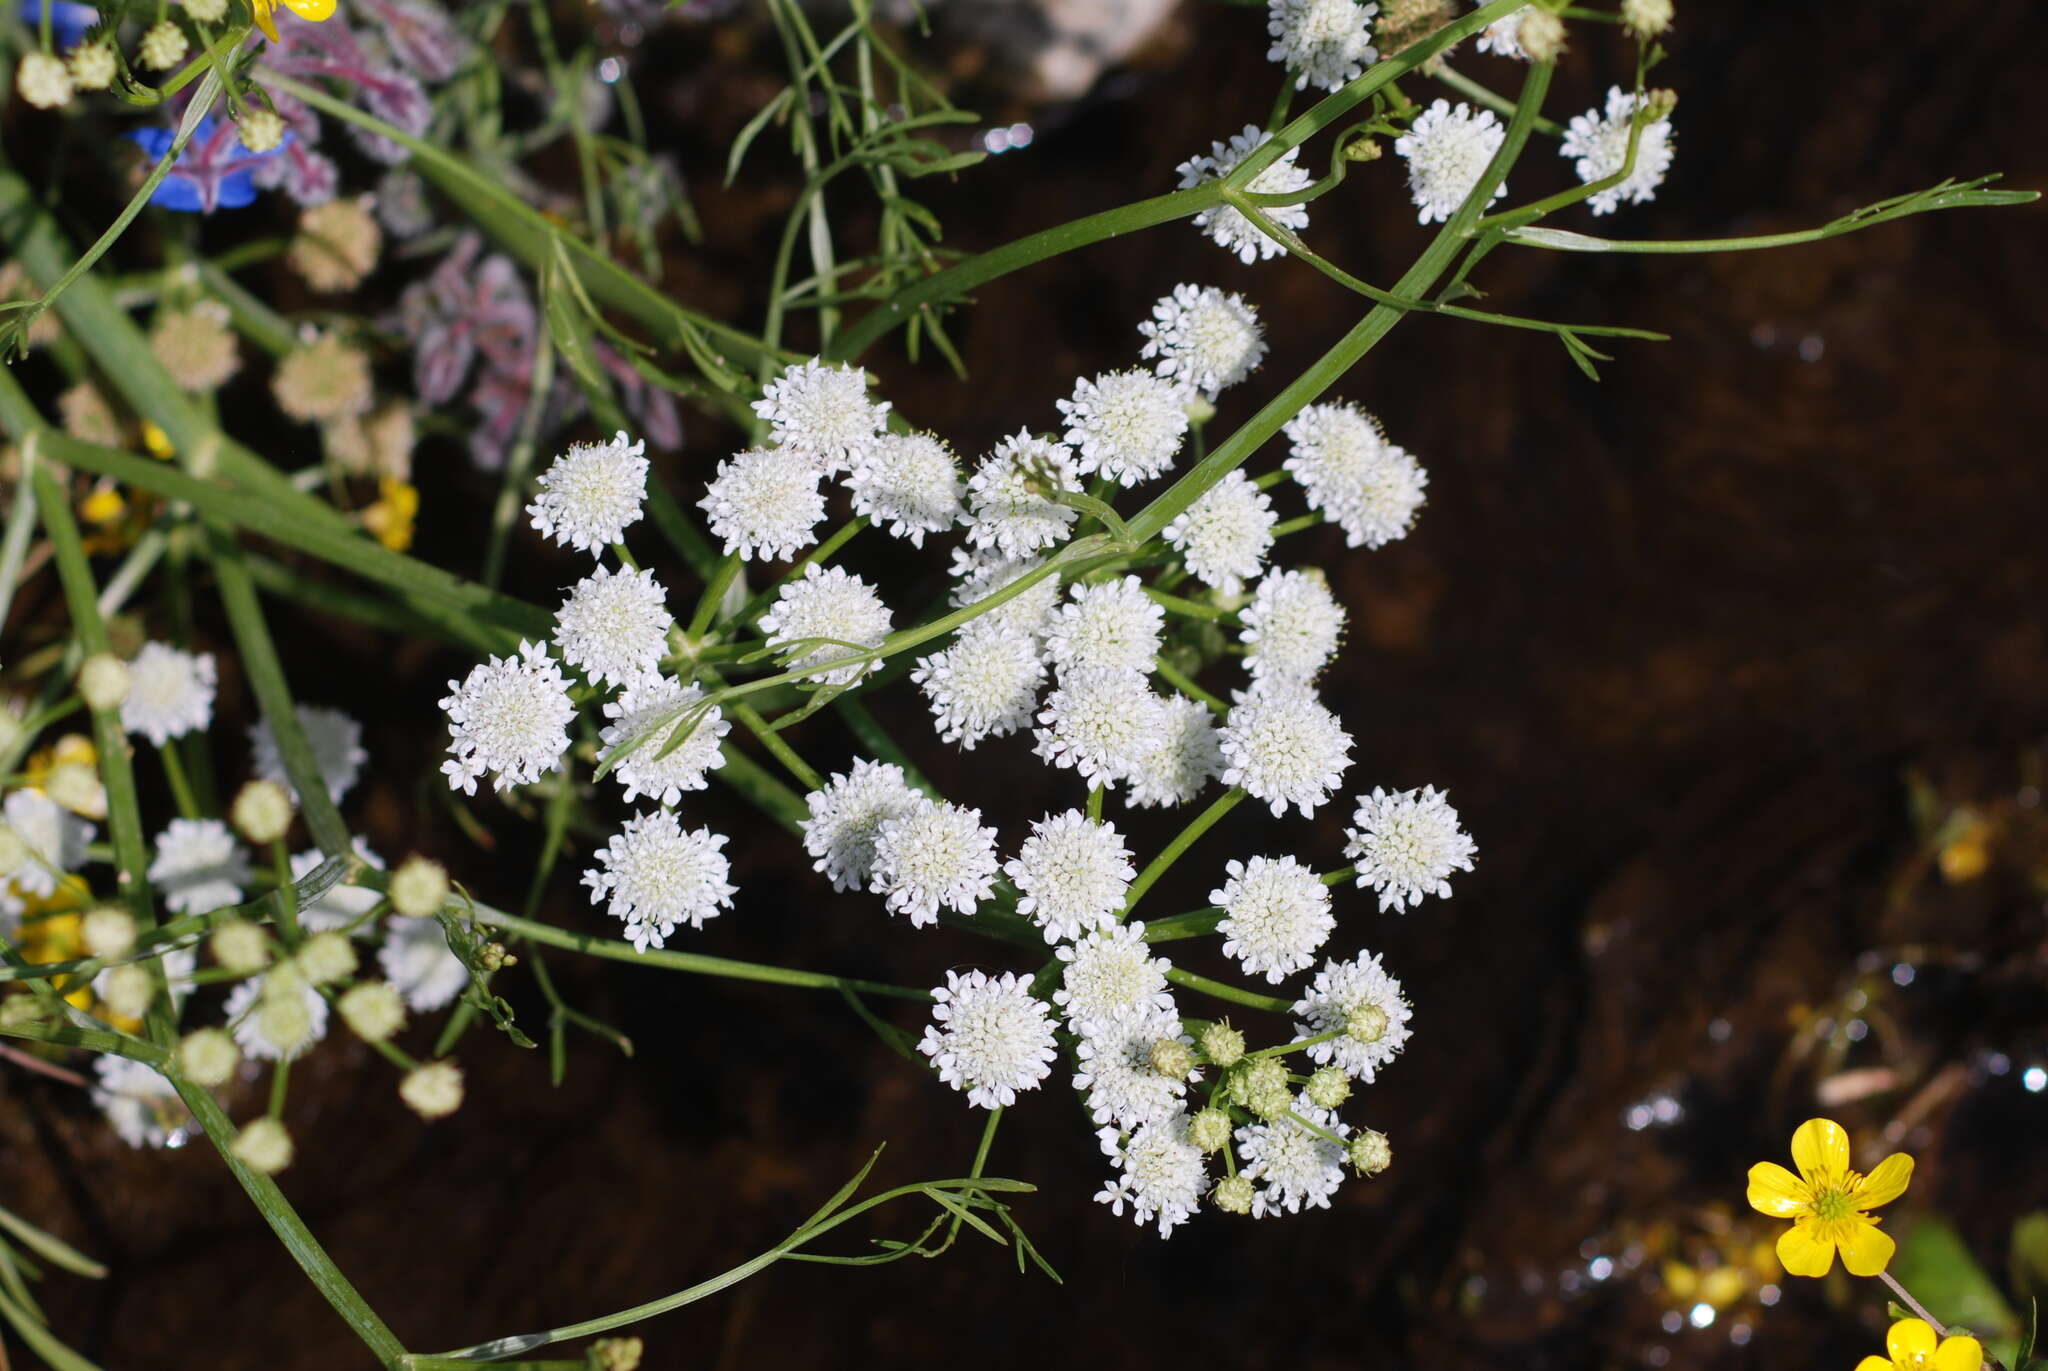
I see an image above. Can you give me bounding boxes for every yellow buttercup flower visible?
[1747,1117,1913,1277]
[1856,1318,1982,1371]
[361,476,418,552]
[250,0,336,45]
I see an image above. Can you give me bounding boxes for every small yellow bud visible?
[1621,0,1673,40]
[1304,1064,1351,1110]
[1148,1037,1196,1080]
[1212,1174,1255,1214]
[1188,1107,1233,1154]
[77,652,131,711]
[389,856,450,919]
[399,1060,464,1119]
[231,1117,294,1174]
[15,52,74,110]
[211,918,271,975]
[337,980,406,1043]
[1199,1021,1245,1068]
[1344,1001,1389,1044]
[66,42,117,91]
[1516,10,1567,63]
[100,963,156,1020]
[81,906,138,960]
[256,992,314,1057]
[137,20,190,72]
[177,1027,240,1087]
[294,931,357,986]
[230,779,295,845]
[1349,1128,1392,1176]
[591,1338,645,1371]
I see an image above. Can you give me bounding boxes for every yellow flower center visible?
[1810,1186,1855,1222]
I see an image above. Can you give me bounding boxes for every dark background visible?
[5,2,2046,1367]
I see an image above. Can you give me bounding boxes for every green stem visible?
[1165,966,1293,1015]
[1123,788,1244,917]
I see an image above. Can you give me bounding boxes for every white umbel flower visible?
[1560,85,1676,216]
[1218,684,1352,817]
[1138,284,1268,400]
[1282,402,1428,549]
[2,790,93,900]
[554,564,672,689]
[1393,99,1507,224]
[871,798,1000,927]
[1293,949,1412,1081]
[1176,125,1312,264]
[1006,810,1135,943]
[1044,576,1164,677]
[700,445,827,562]
[149,818,251,914]
[600,675,729,807]
[1344,784,1476,911]
[751,357,888,473]
[526,431,649,554]
[1057,370,1189,487]
[1474,3,1533,58]
[91,1057,188,1149]
[439,640,575,794]
[583,810,736,952]
[1214,854,1335,984]
[912,620,1047,748]
[289,839,385,935]
[1162,469,1276,594]
[224,973,331,1062]
[948,548,1062,641]
[757,563,892,687]
[1074,1005,1197,1130]
[248,704,367,803]
[847,432,962,545]
[1268,0,1379,92]
[918,969,1057,1109]
[799,759,922,892]
[378,915,470,1012]
[121,642,216,746]
[1096,1114,1208,1237]
[965,431,1082,556]
[1056,922,1175,1031]
[1033,668,1163,789]
[1125,694,1224,808]
[1236,1098,1349,1216]
[1241,569,1346,686]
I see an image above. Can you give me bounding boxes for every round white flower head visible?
[1292,948,1412,1081]
[1474,2,1533,58]
[1073,1004,1198,1130]
[224,971,331,1062]
[1055,922,1175,1031]
[1138,284,1268,400]
[965,431,1082,556]
[1125,693,1224,809]
[1219,684,1352,817]
[600,675,729,807]
[750,357,888,473]
[1241,568,1345,686]
[554,564,673,689]
[248,704,367,803]
[1214,854,1336,984]
[918,968,1057,1109]
[439,639,575,795]
[1282,402,1428,549]
[1006,810,1135,944]
[149,818,251,914]
[2,790,94,900]
[582,810,736,952]
[1176,125,1312,264]
[756,563,892,687]
[912,620,1046,749]
[526,431,649,554]
[1044,576,1164,677]
[1057,370,1189,487]
[1235,1097,1349,1216]
[948,548,1062,641]
[1560,85,1676,216]
[799,759,922,892]
[121,642,216,746]
[1096,1113,1209,1237]
[1268,0,1380,92]
[847,431,962,545]
[1345,784,1476,911]
[699,446,826,562]
[91,1057,188,1149]
[1393,99,1508,225]
[1033,667,1164,789]
[1162,469,1276,594]
[378,915,470,1012]
[871,798,1000,927]
[289,838,385,934]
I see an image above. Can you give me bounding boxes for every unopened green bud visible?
[1643,87,1679,122]
[1240,1057,1292,1120]
[1349,1128,1392,1176]
[77,652,130,711]
[478,941,516,972]
[100,964,155,1019]
[590,1337,645,1371]
[1343,135,1383,163]
[256,992,313,1056]
[399,1060,464,1119]
[389,855,450,919]
[211,918,270,974]
[81,906,137,960]
[230,779,295,845]
[177,1027,240,1087]
[295,931,358,986]
[1148,1036,1196,1080]
[1305,1065,1351,1110]
[1212,1174,1254,1215]
[232,1118,294,1174]
[1188,1107,1233,1154]
[337,980,406,1043]
[1200,1021,1246,1068]
[1344,1001,1389,1045]
[1516,9,1566,62]
[1621,0,1673,40]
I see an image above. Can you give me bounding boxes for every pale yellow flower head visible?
[1746,1117,1912,1277]
[1855,1318,1982,1371]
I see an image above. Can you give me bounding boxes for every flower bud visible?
[66,41,116,91]
[239,109,287,155]
[183,0,229,22]
[1199,1021,1246,1069]
[257,993,314,1057]
[1344,1000,1389,1045]
[1516,10,1566,62]
[478,941,516,972]
[46,763,107,820]
[389,856,450,919]
[295,931,358,987]
[1212,1174,1254,1215]
[1349,1128,1392,1176]
[177,1027,240,1087]
[1342,135,1383,163]
[232,1118,294,1174]
[137,20,189,71]
[591,1338,645,1371]
[211,918,270,974]
[1148,1036,1196,1080]
[337,980,406,1043]
[231,779,295,845]
[101,963,155,1020]
[15,52,73,110]
[1622,0,1673,40]
[400,1060,465,1119]
[77,653,130,711]
[81,906,138,960]
[1643,87,1679,122]
[1304,1065,1351,1110]
[1239,1057,1292,1121]
[1187,1107,1233,1154]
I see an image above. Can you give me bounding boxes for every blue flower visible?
[126,116,291,214]
[18,1,98,51]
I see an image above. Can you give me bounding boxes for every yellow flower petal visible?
[1791,1117,1852,1184]
[282,0,335,18]
[1747,1161,1812,1218]
[1887,1319,1938,1365]
[251,0,280,43]
[1776,1220,1837,1278]
[1839,1217,1897,1277]
[1852,1153,1914,1212]
[1933,1336,1984,1371]
[1855,1359,1896,1371]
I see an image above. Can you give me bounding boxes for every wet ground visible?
[4,2,2047,1367]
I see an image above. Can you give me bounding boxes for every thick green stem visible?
[1123,788,1245,918]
